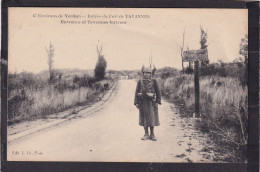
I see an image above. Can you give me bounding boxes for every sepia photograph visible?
[6,8,248,163]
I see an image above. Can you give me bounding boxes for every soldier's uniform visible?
[134,67,161,141]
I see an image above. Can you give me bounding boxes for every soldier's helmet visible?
[143,67,152,73]
[141,65,156,75]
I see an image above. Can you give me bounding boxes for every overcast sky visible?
[8,8,248,73]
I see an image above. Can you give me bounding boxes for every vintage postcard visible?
[7,8,248,162]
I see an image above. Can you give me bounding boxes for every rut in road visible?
[8,80,214,162]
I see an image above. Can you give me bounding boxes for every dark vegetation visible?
[157,61,247,162]
[160,28,248,162]
[156,31,248,162]
[94,55,107,80]
[8,41,115,125]
[8,70,115,125]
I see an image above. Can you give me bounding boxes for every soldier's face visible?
[143,72,152,79]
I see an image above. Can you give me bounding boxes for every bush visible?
[157,67,179,79]
[8,89,34,123]
[8,72,115,125]
[73,75,90,88]
[159,74,247,161]
[94,55,107,80]
[199,62,247,87]
[185,66,194,74]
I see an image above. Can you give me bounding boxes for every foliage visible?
[185,66,194,74]
[158,74,248,162]
[239,34,248,65]
[73,74,90,88]
[154,67,179,79]
[160,69,176,79]
[199,61,247,87]
[8,72,114,125]
[200,26,208,50]
[238,34,248,87]
[94,55,107,80]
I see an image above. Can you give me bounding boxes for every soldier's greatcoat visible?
[134,78,161,127]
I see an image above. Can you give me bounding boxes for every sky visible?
[8,8,248,73]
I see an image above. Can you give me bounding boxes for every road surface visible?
[8,80,214,162]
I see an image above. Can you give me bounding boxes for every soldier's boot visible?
[150,127,157,141]
[141,127,150,140]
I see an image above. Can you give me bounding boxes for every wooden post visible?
[182,48,207,118]
[194,60,200,117]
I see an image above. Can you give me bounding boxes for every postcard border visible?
[1,1,259,172]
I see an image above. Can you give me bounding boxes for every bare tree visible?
[176,30,185,74]
[45,42,55,81]
[97,40,103,60]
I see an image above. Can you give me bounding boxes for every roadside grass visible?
[158,74,247,162]
[8,74,115,125]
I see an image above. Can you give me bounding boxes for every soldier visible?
[134,66,161,141]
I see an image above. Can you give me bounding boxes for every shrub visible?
[159,74,247,161]
[185,66,194,74]
[94,55,107,80]
[199,62,247,87]
[73,75,90,88]
[8,72,115,125]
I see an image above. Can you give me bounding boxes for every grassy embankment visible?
[8,72,115,125]
[157,64,247,162]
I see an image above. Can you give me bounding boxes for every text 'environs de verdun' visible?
[34,14,150,24]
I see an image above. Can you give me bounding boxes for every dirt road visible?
[8,80,214,162]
